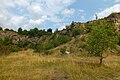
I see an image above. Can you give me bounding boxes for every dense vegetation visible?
[0,13,120,62]
[0,26,72,55]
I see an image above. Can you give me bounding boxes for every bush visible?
[46,43,54,50]
[28,43,37,49]
[18,40,28,48]
[0,45,21,56]
[34,43,54,53]
[0,45,11,56]
[51,35,71,47]
[60,46,67,55]
[9,45,20,52]
[73,28,81,36]
[44,50,53,55]
[0,38,12,46]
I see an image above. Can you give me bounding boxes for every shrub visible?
[0,45,11,56]
[45,43,54,50]
[9,45,20,52]
[34,42,54,53]
[44,50,53,55]
[60,46,67,55]
[28,43,38,49]
[51,35,71,47]
[73,28,81,36]
[18,40,28,48]
[0,38,12,46]
[0,45,20,56]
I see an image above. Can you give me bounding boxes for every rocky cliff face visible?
[106,12,120,31]
[0,31,28,45]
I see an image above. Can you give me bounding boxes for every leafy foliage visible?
[34,42,54,53]
[0,38,12,46]
[47,28,52,33]
[9,45,20,52]
[4,28,10,31]
[18,27,23,35]
[73,27,81,36]
[17,40,28,48]
[51,35,71,47]
[0,27,2,30]
[87,21,119,64]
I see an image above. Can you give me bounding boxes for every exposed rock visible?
[0,31,28,45]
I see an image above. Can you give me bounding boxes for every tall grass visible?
[0,50,120,80]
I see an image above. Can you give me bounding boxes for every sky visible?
[0,0,120,31]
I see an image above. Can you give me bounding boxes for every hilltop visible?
[0,12,120,55]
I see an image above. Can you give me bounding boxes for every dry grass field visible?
[0,50,120,80]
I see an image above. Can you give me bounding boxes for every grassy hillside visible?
[0,50,120,80]
[0,12,120,80]
[0,13,120,56]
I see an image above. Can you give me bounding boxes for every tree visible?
[18,27,23,34]
[46,28,52,35]
[0,27,3,30]
[71,21,75,28]
[87,21,118,65]
[4,28,9,31]
[95,14,98,20]
[47,28,52,33]
[66,25,73,36]
[28,28,40,37]
[9,29,15,32]
[22,30,28,35]
[54,28,58,34]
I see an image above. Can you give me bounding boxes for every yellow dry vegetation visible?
[0,50,120,80]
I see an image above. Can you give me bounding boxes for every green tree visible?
[22,30,28,35]
[54,28,58,34]
[47,28,52,33]
[0,27,3,30]
[46,28,52,35]
[18,27,23,34]
[28,28,40,37]
[87,21,118,65]
[4,28,9,31]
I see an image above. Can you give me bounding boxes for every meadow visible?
[0,50,120,80]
